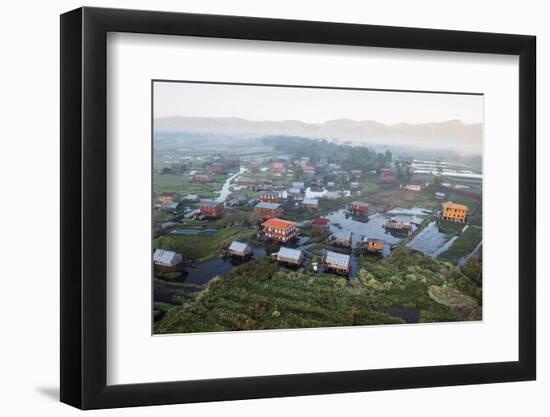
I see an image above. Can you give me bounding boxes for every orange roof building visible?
[261,218,299,243]
[441,201,468,223]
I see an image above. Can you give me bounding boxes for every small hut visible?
[302,198,319,210]
[323,251,351,276]
[363,238,384,254]
[350,201,369,217]
[198,200,224,219]
[254,202,283,219]
[153,249,184,271]
[272,247,303,267]
[330,231,352,248]
[384,219,412,235]
[312,217,330,234]
[226,241,253,259]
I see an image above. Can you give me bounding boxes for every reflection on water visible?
[180,245,266,286]
[325,209,418,256]
[407,221,454,258]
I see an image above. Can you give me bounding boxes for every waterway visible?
[214,167,245,203]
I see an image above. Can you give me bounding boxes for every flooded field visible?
[407,221,456,258]
[325,208,420,256]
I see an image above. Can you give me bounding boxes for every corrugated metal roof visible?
[333,231,352,241]
[153,249,182,267]
[292,182,305,188]
[302,198,318,206]
[259,190,279,196]
[228,241,251,254]
[200,199,223,207]
[255,202,281,210]
[276,247,303,262]
[164,202,179,209]
[351,201,369,208]
[325,251,351,267]
[288,188,302,194]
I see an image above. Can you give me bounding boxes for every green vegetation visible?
[438,226,482,264]
[155,247,481,333]
[262,136,391,171]
[153,173,229,198]
[154,226,256,263]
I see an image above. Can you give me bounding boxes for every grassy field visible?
[438,225,482,264]
[154,226,256,263]
[154,247,481,334]
[153,173,229,199]
[365,188,439,212]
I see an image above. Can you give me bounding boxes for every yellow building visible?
[442,201,468,223]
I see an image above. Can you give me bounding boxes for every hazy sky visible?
[154,81,483,125]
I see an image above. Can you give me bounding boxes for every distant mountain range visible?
[154,116,482,152]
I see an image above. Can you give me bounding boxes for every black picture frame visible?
[60,6,536,410]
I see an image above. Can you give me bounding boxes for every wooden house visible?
[159,192,178,205]
[261,218,299,243]
[441,201,468,223]
[330,231,352,248]
[271,161,288,175]
[198,200,224,219]
[361,237,384,254]
[350,201,369,217]
[287,188,304,201]
[302,198,319,210]
[350,182,360,191]
[254,202,283,219]
[193,173,210,183]
[312,217,330,234]
[271,247,303,267]
[384,219,412,234]
[350,169,362,178]
[323,250,351,276]
[258,190,280,203]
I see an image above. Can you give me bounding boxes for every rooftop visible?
[302,198,319,206]
[228,241,251,254]
[442,201,468,211]
[325,251,351,267]
[259,190,279,196]
[351,201,370,208]
[153,249,182,266]
[275,247,303,262]
[333,231,352,241]
[255,202,282,210]
[200,199,223,207]
[262,218,296,230]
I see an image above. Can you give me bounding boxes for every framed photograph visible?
[60,7,536,409]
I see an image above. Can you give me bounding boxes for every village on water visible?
[153,136,483,333]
